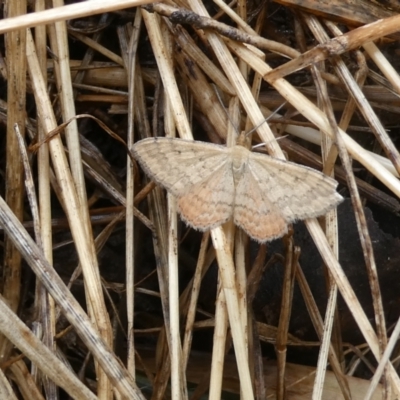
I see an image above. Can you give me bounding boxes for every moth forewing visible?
[131,137,230,197]
[247,151,343,222]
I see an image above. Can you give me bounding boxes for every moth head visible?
[237,131,251,149]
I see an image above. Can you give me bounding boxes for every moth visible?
[132,137,343,242]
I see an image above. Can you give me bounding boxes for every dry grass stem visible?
[313,284,339,400]
[181,232,211,368]
[211,228,255,398]
[209,281,229,398]
[276,240,296,400]
[1,0,27,368]
[125,7,142,375]
[0,0,155,34]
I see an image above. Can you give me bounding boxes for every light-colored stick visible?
[363,41,400,94]
[0,0,154,34]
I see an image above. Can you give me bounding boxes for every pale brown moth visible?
[132,137,343,242]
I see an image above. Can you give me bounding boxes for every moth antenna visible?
[212,84,241,139]
[252,135,289,150]
[245,101,288,139]
[212,85,288,147]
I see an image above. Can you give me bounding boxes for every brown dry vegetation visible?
[1,0,400,399]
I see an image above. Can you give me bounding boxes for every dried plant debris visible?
[0,0,400,399]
